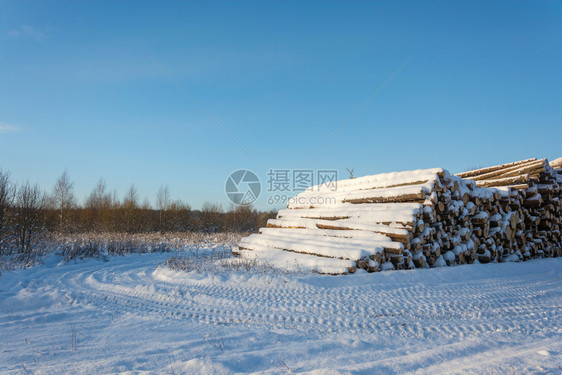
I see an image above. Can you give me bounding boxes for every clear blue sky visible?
[1,1,561,210]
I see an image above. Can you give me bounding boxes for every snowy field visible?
[0,248,561,374]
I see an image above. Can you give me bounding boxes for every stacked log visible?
[238,168,444,274]
[457,158,561,262]
[236,158,561,275]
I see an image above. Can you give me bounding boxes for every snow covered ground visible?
[0,249,561,374]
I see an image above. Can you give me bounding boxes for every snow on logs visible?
[236,159,561,275]
[456,158,561,263]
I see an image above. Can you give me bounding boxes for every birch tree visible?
[50,171,75,232]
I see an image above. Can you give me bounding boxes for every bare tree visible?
[123,184,138,208]
[50,171,75,232]
[224,204,258,232]
[123,184,138,232]
[111,189,120,209]
[0,170,15,252]
[85,178,112,231]
[141,197,151,210]
[12,182,45,263]
[156,185,170,233]
[86,179,112,208]
[201,202,223,233]
[167,199,191,231]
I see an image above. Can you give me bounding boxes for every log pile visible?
[235,158,561,275]
[457,158,562,262]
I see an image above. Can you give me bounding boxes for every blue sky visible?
[1,1,561,210]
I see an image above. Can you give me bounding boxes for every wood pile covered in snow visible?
[235,158,562,274]
[458,158,562,263]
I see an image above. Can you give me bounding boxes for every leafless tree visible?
[85,178,112,231]
[1,169,276,236]
[0,170,15,252]
[156,185,170,233]
[224,204,258,232]
[86,179,112,208]
[123,184,138,208]
[12,181,45,263]
[141,197,151,210]
[123,184,139,232]
[111,189,120,209]
[167,199,192,231]
[50,171,75,232]
[201,202,223,232]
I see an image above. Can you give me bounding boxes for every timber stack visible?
[236,157,561,275]
[457,158,562,262]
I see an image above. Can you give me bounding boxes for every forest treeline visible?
[0,170,276,262]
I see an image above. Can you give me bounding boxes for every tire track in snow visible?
[43,257,562,340]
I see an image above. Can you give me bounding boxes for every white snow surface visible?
[277,204,422,224]
[1,252,561,374]
[306,168,444,192]
[266,218,410,238]
[289,183,433,209]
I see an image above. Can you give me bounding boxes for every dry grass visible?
[161,249,276,274]
[53,232,242,261]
